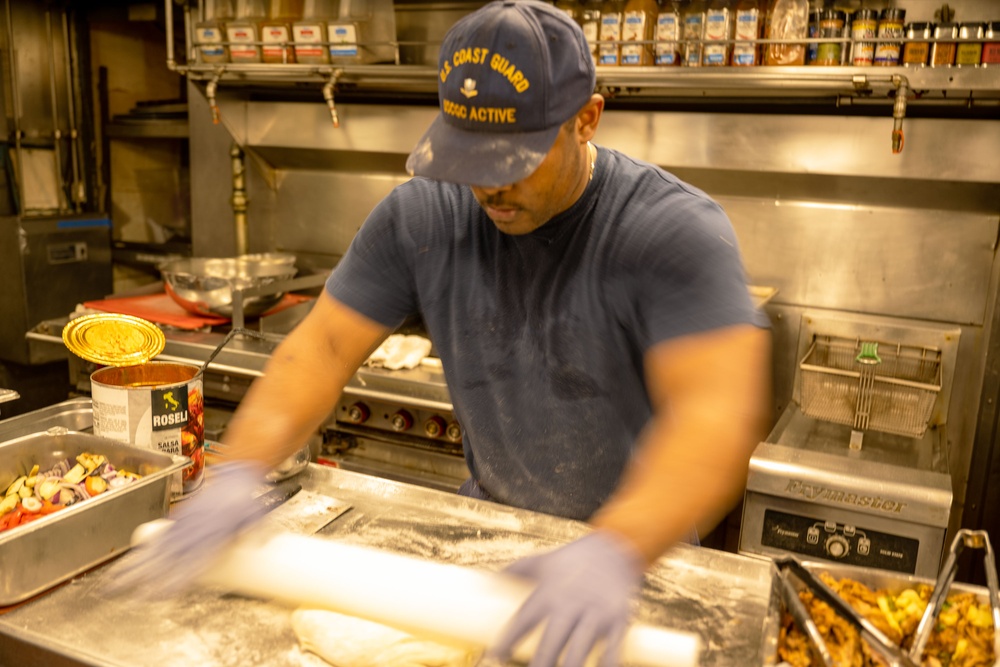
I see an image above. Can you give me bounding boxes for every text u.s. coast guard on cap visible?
[439,47,532,94]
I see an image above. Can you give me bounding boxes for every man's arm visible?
[104,292,392,599]
[487,323,771,667]
[223,290,392,468]
[591,323,772,563]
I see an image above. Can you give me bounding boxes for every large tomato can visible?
[62,313,205,498]
[90,362,206,496]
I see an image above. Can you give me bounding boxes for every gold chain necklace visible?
[587,141,596,182]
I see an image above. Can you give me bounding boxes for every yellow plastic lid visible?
[62,313,165,367]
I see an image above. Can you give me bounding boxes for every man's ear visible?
[577,94,605,142]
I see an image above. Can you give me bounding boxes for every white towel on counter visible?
[366,335,433,370]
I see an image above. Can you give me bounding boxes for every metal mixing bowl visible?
[160,255,298,318]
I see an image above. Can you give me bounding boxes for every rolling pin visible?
[133,521,701,667]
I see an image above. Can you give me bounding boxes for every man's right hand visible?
[105,460,269,599]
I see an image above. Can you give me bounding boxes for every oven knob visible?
[345,402,370,424]
[390,410,413,432]
[825,535,850,559]
[445,421,463,442]
[424,416,446,438]
[857,537,871,556]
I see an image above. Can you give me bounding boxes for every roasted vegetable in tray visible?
[0,452,142,533]
[778,572,996,667]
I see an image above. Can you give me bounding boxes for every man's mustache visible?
[481,196,519,208]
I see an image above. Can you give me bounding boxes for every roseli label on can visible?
[91,362,206,496]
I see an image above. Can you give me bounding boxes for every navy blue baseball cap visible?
[405,0,596,188]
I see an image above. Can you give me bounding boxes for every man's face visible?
[470,122,590,236]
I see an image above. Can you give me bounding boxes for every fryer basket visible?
[798,335,942,438]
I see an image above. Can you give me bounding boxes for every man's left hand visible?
[488,531,645,667]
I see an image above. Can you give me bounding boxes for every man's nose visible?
[475,182,514,195]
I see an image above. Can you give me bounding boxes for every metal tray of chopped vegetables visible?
[0,430,187,606]
[774,542,999,667]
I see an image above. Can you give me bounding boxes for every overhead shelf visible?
[176,61,1000,98]
[165,2,1000,101]
[164,2,998,152]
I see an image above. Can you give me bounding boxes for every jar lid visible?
[959,22,985,38]
[821,9,845,20]
[62,313,165,367]
[935,22,960,37]
[879,8,905,21]
[853,8,878,21]
[907,22,933,30]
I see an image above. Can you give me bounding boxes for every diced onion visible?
[20,496,42,513]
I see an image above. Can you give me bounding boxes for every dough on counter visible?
[291,608,482,667]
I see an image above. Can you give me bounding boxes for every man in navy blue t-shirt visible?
[115,1,771,665]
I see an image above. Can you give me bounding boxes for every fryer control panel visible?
[761,509,919,574]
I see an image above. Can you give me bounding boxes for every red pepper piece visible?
[17,513,43,525]
[39,500,65,515]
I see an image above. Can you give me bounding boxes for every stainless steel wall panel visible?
[265,169,409,261]
[190,81,240,256]
[245,102,434,155]
[231,102,1000,187]
[595,113,1000,185]
[724,197,997,325]
[670,169,1000,215]
[212,89,249,147]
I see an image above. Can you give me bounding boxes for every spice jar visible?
[873,8,905,66]
[901,22,932,66]
[984,21,1000,66]
[956,23,985,67]
[814,9,845,65]
[930,22,958,67]
[850,8,877,66]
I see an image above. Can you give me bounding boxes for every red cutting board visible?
[83,293,314,331]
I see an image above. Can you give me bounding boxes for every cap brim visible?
[405,113,562,188]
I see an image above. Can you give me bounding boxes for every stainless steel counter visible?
[0,462,781,666]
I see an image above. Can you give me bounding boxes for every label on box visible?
[227,24,260,62]
[196,26,226,60]
[294,23,326,59]
[329,23,359,58]
[655,13,679,65]
[262,24,291,61]
[621,12,648,64]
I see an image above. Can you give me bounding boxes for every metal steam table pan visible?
[0,397,94,442]
[0,430,187,606]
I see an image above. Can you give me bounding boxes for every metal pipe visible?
[61,10,83,210]
[891,74,909,154]
[183,2,194,67]
[4,0,24,214]
[206,71,222,123]
[322,70,342,128]
[165,0,176,70]
[163,0,191,74]
[230,142,248,256]
[45,10,67,213]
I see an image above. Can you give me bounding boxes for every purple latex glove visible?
[489,531,646,667]
[104,460,268,599]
